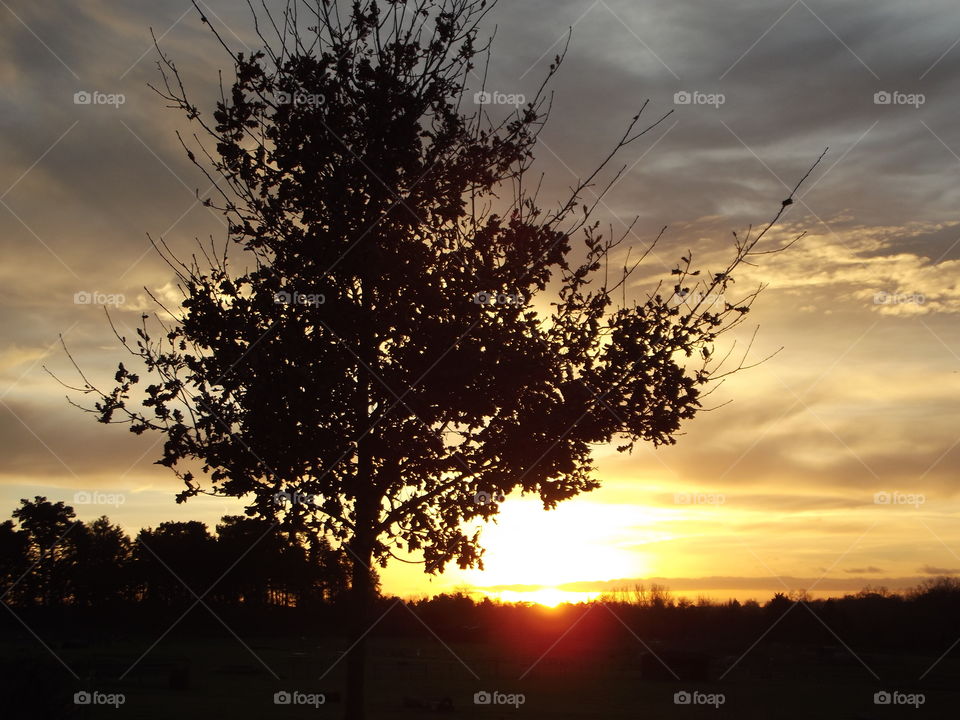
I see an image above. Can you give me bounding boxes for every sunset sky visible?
[3,0,960,604]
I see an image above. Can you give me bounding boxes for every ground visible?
[0,630,954,718]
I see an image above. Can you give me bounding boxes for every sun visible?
[456,498,658,596]
[497,588,596,607]
[521,588,567,607]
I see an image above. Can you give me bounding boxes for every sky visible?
[2,0,960,604]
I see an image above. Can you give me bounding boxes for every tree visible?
[11,497,79,606]
[72,516,134,607]
[215,515,350,607]
[305,532,353,604]
[60,1,815,716]
[134,521,217,606]
[0,520,30,606]
[215,515,278,606]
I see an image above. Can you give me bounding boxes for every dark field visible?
[2,604,956,719]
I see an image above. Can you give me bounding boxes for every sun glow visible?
[457,498,661,593]
[496,588,601,607]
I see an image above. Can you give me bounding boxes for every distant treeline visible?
[401,580,960,657]
[4,496,960,656]
[0,496,352,609]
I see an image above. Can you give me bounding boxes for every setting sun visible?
[455,498,658,594]
[496,588,601,607]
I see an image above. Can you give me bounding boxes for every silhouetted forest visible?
[4,495,960,659]
[4,496,960,718]
[1,496,352,611]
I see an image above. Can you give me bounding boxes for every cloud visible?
[480,574,929,595]
[6,0,960,600]
[0,344,51,373]
[919,565,960,576]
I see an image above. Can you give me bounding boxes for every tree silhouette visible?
[72,516,133,607]
[58,1,816,716]
[0,519,30,606]
[11,496,79,606]
[215,514,350,606]
[135,521,217,606]
[215,515,277,606]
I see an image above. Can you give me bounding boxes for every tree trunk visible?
[346,271,378,719]
[344,539,374,720]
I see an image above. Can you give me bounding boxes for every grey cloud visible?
[919,564,960,575]
[4,0,960,593]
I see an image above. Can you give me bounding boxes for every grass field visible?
[2,628,956,718]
